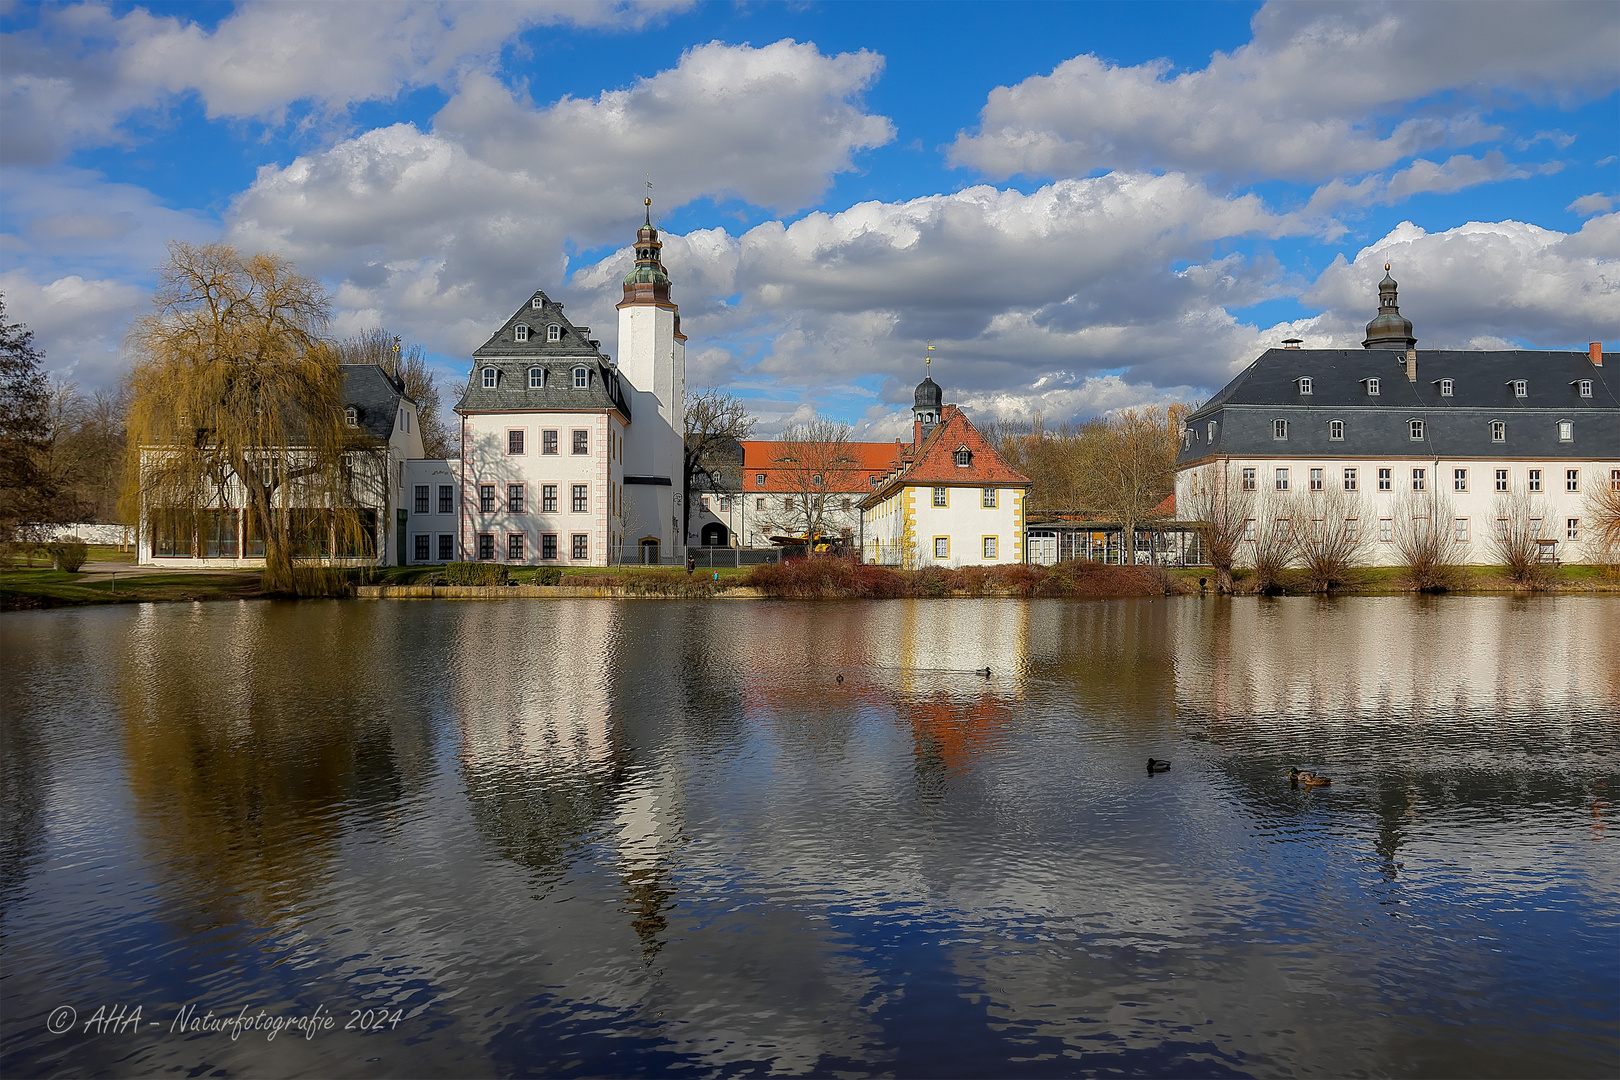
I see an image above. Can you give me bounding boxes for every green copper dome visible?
[623,264,670,287]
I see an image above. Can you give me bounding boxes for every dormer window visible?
[1558,420,1573,442]
[954,446,972,467]
[528,367,544,389]
[1365,377,1380,396]
[1329,419,1344,441]
[548,325,563,343]
[1577,379,1593,398]
[344,405,358,427]
[514,324,529,342]
[1206,420,1216,442]
[572,366,588,390]
[1272,418,1288,440]
[531,296,543,310]
[1512,379,1527,398]
[482,367,497,389]
[1491,420,1505,442]
[1409,418,1425,441]
[1297,376,1312,395]
[1439,379,1453,397]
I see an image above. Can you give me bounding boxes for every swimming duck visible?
[1146,758,1171,773]
[1289,768,1331,787]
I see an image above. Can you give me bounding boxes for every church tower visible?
[1362,264,1417,350]
[616,199,688,558]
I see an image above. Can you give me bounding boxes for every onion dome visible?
[1363,263,1416,350]
[621,198,672,304]
[914,375,942,410]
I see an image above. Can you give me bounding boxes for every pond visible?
[2,596,1616,1078]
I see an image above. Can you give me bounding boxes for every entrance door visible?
[1028,533,1057,565]
[701,523,729,547]
[396,509,408,565]
[639,539,660,565]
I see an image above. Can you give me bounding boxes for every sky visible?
[2,0,1617,440]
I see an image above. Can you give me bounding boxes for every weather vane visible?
[926,342,934,371]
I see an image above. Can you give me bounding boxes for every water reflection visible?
[0,596,1615,1079]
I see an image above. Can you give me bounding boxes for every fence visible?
[609,545,783,569]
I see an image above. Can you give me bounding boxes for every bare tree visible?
[1490,487,1553,588]
[1392,488,1467,591]
[124,241,373,594]
[1181,461,1253,592]
[1082,405,1188,562]
[1295,486,1373,592]
[753,415,856,546]
[1246,491,1299,593]
[1586,475,1620,566]
[682,388,754,543]
[334,328,452,458]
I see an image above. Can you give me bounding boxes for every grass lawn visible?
[0,568,265,610]
[1167,563,1618,595]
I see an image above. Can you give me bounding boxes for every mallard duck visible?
[1289,768,1331,787]
[1147,758,1171,773]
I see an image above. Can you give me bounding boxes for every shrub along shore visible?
[3,551,1617,610]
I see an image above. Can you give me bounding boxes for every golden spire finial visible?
[1385,261,1391,272]
[925,342,934,370]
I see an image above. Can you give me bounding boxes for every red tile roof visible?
[738,439,902,494]
[862,405,1030,506]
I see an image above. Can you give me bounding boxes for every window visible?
[438,534,454,561]
[1367,378,1381,396]
[1274,468,1290,492]
[1243,519,1256,542]
[414,534,430,562]
[542,430,558,455]
[1454,518,1469,543]
[482,367,496,389]
[1309,467,1324,492]
[1409,418,1425,440]
[1567,518,1581,541]
[954,448,972,467]
[1379,518,1393,543]
[1241,468,1256,491]
[1273,418,1288,440]
[700,495,710,511]
[1453,468,1468,492]
[1495,469,1509,493]
[529,367,544,389]
[1298,376,1312,395]
[572,366,588,389]
[1578,379,1593,398]
[756,497,765,511]
[983,537,998,559]
[982,488,997,508]
[1558,420,1573,442]
[571,533,588,560]
[1529,469,1542,493]
[1345,519,1360,541]
[508,429,524,454]
[478,533,494,561]
[514,324,529,342]
[1529,517,1543,539]
[1612,468,1620,492]
[1491,420,1505,442]
[1411,468,1426,492]
[1566,469,1580,492]
[508,484,524,513]
[547,324,562,342]
[542,485,557,513]
[933,487,948,507]
[344,405,358,427]
[414,485,429,514]
[755,473,765,488]
[1329,419,1344,441]
[436,485,452,514]
[572,429,589,455]
[531,296,543,310]
[841,497,852,511]
[479,485,495,513]
[541,533,558,560]
[1440,379,1453,397]
[1275,518,1293,540]
[719,498,731,512]
[1207,421,1216,442]
[783,496,794,510]
[508,534,524,561]
[1512,380,1527,398]
[1378,468,1392,491]
[934,537,949,558]
[572,484,588,513]
[1343,468,1358,492]
[1495,519,1509,542]
[811,473,823,487]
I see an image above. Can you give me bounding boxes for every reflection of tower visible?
[610,772,684,963]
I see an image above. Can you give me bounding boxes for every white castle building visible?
[402,201,686,566]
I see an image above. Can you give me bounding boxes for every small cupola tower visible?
[1362,263,1417,350]
[913,367,942,447]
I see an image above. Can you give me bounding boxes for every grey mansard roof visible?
[1179,347,1619,465]
[455,291,630,418]
[340,363,412,442]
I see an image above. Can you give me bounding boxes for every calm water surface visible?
[2,596,1616,1078]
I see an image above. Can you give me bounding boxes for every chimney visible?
[1282,337,1303,350]
[1591,342,1604,367]
[1405,347,1417,382]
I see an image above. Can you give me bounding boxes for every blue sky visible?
[2,0,1616,437]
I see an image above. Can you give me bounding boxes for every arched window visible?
[572,366,588,390]
[514,324,529,341]
[1272,418,1288,440]
[954,447,972,467]
[482,367,497,389]
[344,405,358,427]
[548,325,563,342]
[529,367,544,389]
[1409,418,1425,440]
[531,296,543,309]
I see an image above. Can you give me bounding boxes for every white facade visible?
[617,301,685,561]
[865,483,1027,568]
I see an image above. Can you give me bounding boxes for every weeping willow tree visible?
[123,242,377,594]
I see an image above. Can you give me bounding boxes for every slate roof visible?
[1179,348,1619,465]
[339,363,411,442]
[862,405,1031,508]
[455,291,630,418]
